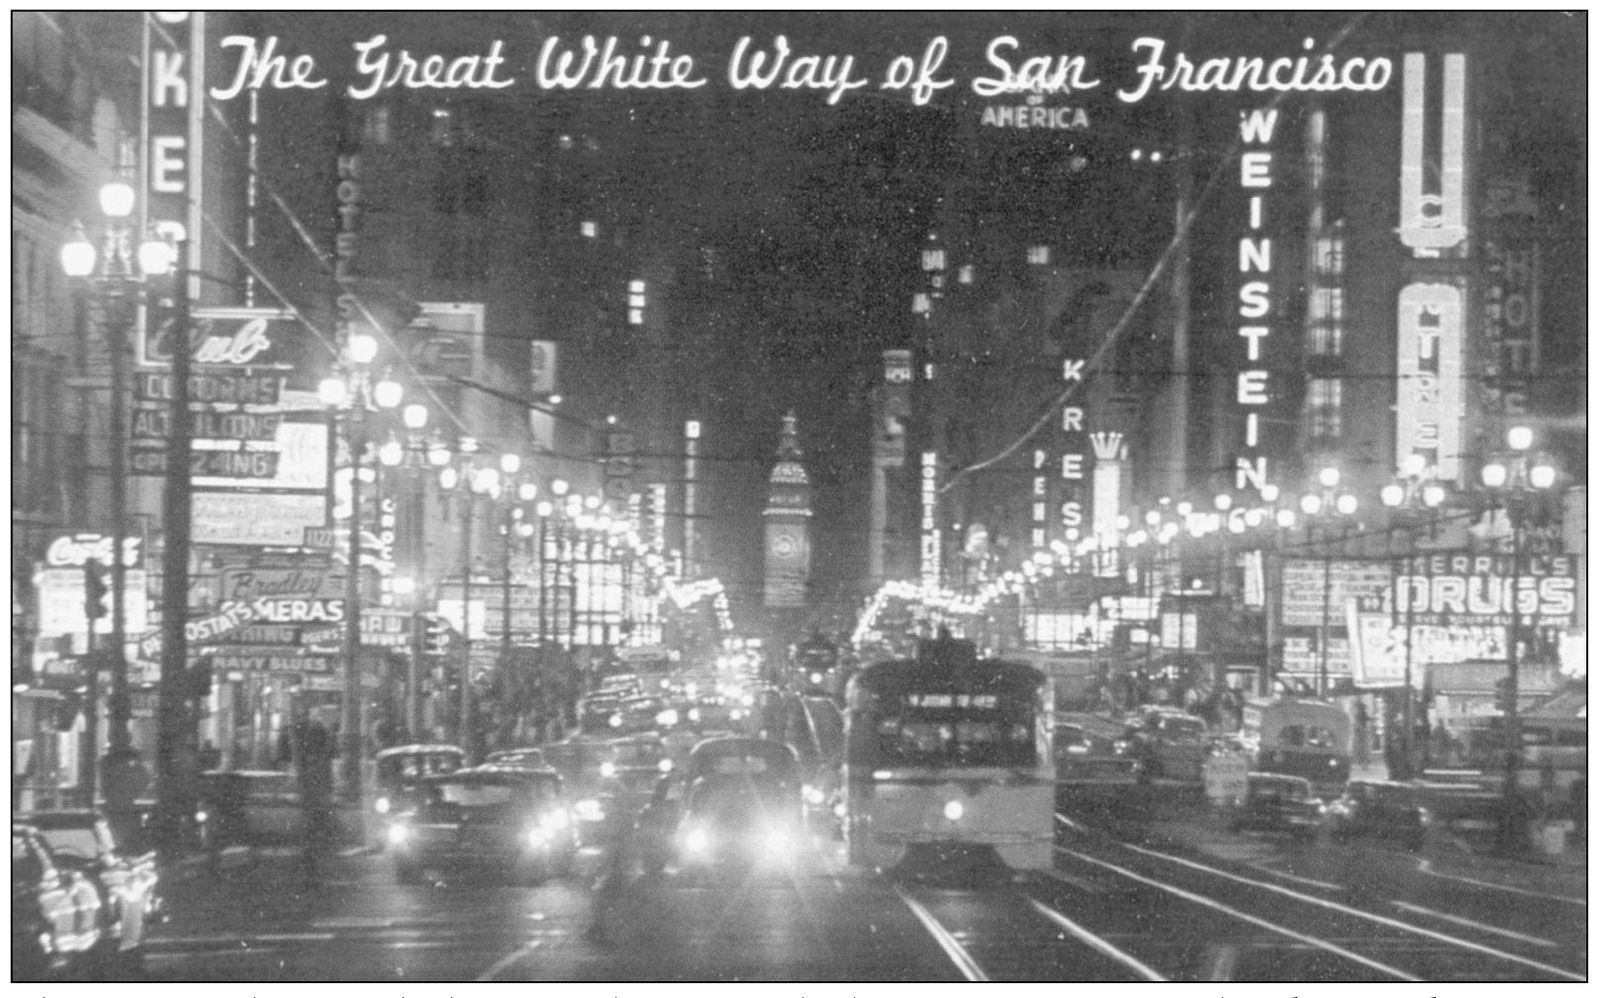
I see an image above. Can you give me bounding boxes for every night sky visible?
[228,12,1585,629]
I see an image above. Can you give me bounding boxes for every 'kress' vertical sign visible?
[141,12,205,309]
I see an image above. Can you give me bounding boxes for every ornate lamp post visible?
[436,442,504,759]
[1380,454,1447,778]
[1299,468,1359,699]
[60,157,174,817]
[379,402,432,740]
[319,336,397,802]
[1480,426,1558,855]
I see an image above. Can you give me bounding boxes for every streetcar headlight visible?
[658,758,674,773]
[943,800,964,822]
[608,713,623,728]
[810,672,824,685]
[684,828,709,854]
[195,809,209,824]
[386,823,410,845]
[374,796,391,815]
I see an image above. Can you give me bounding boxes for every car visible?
[383,769,577,884]
[464,765,580,872]
[12,824,105,980]
[1134,710,1210,781]
[636,737,805,876]
[18,811,161,971]
[1328,779,1429,851]
[1227,774,1325,841]
[196,769,303,847]
[373,744,465,822]
[543,740,626,843]
[484,747,548,770]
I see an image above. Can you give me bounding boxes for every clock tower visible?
[763,411,813,610]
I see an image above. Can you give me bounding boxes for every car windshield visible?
[1248,779,1307,801]
[38,827,100,858]
[381,753,462,779]
[487,750,546,768]
[429,779,552,808]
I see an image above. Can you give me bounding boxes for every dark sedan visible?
[384,769,576,884]
[1227,774,1324,841]
[1328,779,1429,851]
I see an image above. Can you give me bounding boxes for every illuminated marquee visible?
[920,451,940,587]
[1233,108,1279,491]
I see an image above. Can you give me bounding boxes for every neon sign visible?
[1233,108,1279,491]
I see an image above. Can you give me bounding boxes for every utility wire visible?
[939,13,1371,495]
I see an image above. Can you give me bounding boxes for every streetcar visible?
[1241,697,1352,789]
[843,636,1054,872]
[791,634,846,700]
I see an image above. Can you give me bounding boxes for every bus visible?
[843,637,1054,872]
[1242,697,1352,789]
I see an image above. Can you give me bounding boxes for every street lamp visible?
[320,333,394,803]
[378,401,432,740]
[1380,454,1447,778]
[1480,427,1558,856]
[1299,468,1358,699]
[61,155,174,817]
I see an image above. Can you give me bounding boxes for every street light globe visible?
[1529,464,1557,490]
[373,378,402,409]
[1175,501,1193,517]
[318,376,347,407]
[348,332,379,365]
[1319,467,1341,488]
[1481,462,1508,488]
[1214,494,1232,511]
[1336,494,1359,516]
[378,439,403,467]
[536,500,553,517]
[584,494,602,511]
[393,576,416,597]
[1245,508,1265,527]
[1145,510,1161,527]
[427,443,451,467]
[1276,509,1297,529]
[1423,483,1447,507]
[61,222,96,277]
[1381,483,1406,508]
[439,467,459,490]
[1260,484,1280,503]
[1300,494,1322,516]
[518,482,538,502]
[474,467,500,494]
[500,453,520,475]
[1114,515,1130,531]
[1507,426,1534,451]
[99,179,136,219]
[518,522,535,538]
[1402,453,1427,477]
[137,232,174,277]
[551,479,569,496]
[403,404,428,430]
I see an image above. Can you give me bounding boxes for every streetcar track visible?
[1050,849,1420,980]
[1022,895,1167,980]
[891,882,989,981]
[1413,857,1587,907]
[1387,901,1561,949]
[1121,843,1585,981]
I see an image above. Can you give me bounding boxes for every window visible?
[1307,287,1344,356]
[1305,378,1342,441]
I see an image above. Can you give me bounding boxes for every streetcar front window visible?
[863,705,1037,768]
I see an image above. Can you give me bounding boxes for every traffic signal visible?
[83,561,110,621]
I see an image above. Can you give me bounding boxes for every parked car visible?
[384,769,577,884]
[18,811,161,970]
[197,769,303,847]
[12,824,104,979]
[1227,774,1325,841]
[1328,779,1429,851]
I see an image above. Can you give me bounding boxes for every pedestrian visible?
[294,717,337,885]
[585,798,637,944]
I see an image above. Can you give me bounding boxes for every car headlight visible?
[729,708,744,721]
[760,825,794,854]
[608,714,624,728]
[574,799,605,822]
[541,809,570,830]
[656,709,679,727]
[600,761,617,778]
[802,785,826,806]
[943,799,965,822]
[688,707,702,724]
[810,672,824,685]
[658,758,674,773]
[374,796,391,815]
[386,823,410,845]
[684,828,708,854]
